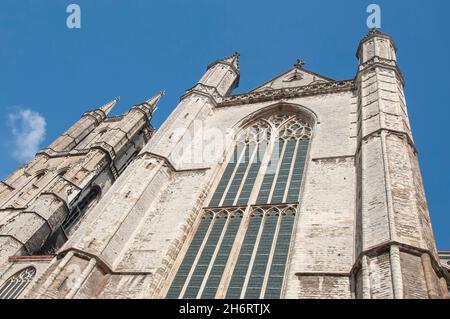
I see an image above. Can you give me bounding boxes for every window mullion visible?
[246,139,272,206]
[259,210,283,299]
[267,141,287,203]
[219,144,247,207]
[282,140,300,203]
[265,208,297,298]
[183,213,227,298]
[196,213,231,298]
[217,205,253,299]
[239,210,267,298]
[286,139,309,203]
[3,284,17,300]
[8,282,26,300]
[177,214,215,299]
[233,144,259,206]
[0,280,15,299]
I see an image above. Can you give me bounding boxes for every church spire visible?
[207,51,240,73]
[98,96,120,116]
[221,51,240,71]
[196,52,240,98]
[132,90,164,119]
[144,90,165,110]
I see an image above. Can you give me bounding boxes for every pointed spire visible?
[133,90,164,117]
[207,51,240,73]
[144,90,164,107]
[222,51,240,71]
[99,96,120,116]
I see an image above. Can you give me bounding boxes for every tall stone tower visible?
[0,94,160,298]
[0,30,447,299]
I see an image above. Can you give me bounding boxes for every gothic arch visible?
[56,167,69,176]
[33,169,48,180]
[233,102,318,133]
[0,266,36,299]
[166,105,313,300]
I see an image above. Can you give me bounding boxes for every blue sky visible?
[0,0,448,248]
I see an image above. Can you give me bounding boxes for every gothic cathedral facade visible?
[0,30,448,299]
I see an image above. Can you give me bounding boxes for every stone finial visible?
[294,59,305,69]
[207,51,241,73]
[137,90,165,115]
[220,51,240,71]
[145,90,164,105]
[98,97,119,116]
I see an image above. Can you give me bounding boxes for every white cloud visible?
[7,108,47,162]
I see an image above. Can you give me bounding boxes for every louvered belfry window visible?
[167,112,312,299]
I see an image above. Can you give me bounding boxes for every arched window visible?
[0,267,36,299]
[167,111,312,299]
[62,186,101,232]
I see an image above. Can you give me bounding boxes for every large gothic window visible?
[166,111,312,299]
[0,267,36,299]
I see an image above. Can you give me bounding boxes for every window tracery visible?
[167,110,312,299]
[0,267,36,299]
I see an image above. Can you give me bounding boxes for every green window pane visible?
[264,209,296,299]
[222,145,250,206]
[286,139,309,203]
[225,214,263,299]
[244,213,278,299]
[236,144,267,206]
[183,214,227,299]
[166,214,213,299]
[271,141,297,203]
[201,213,243,298]
[209,145,244,207]
[256,141,283,204]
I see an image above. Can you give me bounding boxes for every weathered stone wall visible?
[3,32,447,300]
[295,275,352,299]
[0,97,155,273]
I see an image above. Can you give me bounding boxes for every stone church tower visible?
[0,29,448,299]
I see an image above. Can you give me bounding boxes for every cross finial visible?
[294,59,305,69]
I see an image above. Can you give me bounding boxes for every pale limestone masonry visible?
[0,95,157,293]
[0,30,448,299]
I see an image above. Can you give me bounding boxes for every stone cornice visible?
[180,83,224,106]
[0,181,15,190]
[356,29,398,58]
[357,56,405,86]
[357,128,418,155]
[8,255,55,262]
[218,80,356,107]
[81,110,104,125]
[90,141,116,161]
[56,248,153,275]
[36,148,89,158]
[351,241,447,280]
[207,52,240,75]
[295,272,350,277]
[136,151,211,173]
